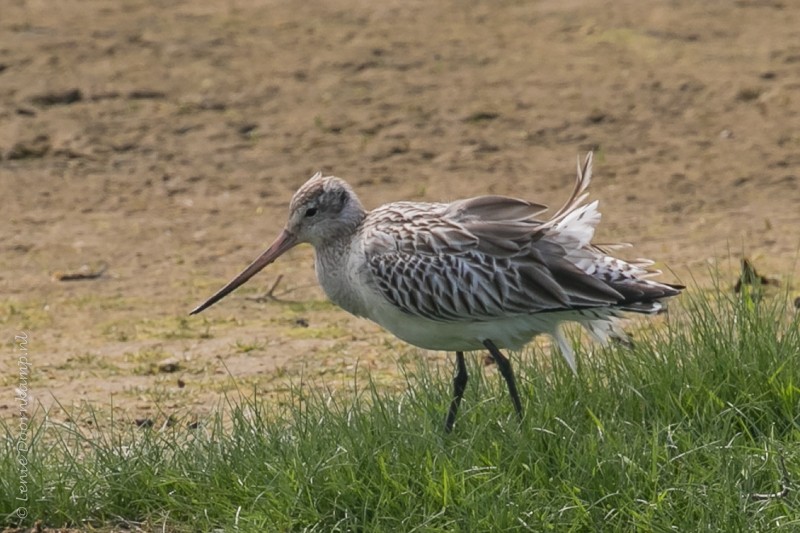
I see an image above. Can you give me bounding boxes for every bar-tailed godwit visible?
[191,153,682,431]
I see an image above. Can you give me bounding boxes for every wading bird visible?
[191,153,682,431]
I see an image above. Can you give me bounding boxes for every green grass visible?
[2,285,799,531]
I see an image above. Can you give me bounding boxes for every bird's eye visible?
[305,207,318,218]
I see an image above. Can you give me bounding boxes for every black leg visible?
[483,339,523,420]
[444,351,468,433]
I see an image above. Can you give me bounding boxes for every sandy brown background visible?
[2,0,799,425]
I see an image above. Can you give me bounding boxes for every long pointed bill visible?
[190,229,297,315]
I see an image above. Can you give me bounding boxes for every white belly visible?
[365,296,557,352]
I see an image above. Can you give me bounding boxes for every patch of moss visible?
[0,299,53,330]
[284,324,349,340]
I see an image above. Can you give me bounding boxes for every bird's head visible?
[190,172,365,315]
[285,173,365,247]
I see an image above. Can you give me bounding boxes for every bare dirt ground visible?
[2,0,799,429]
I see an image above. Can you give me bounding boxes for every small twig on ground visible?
[245,275,286,302]
[749,455,791,501]
[52,262,109,281]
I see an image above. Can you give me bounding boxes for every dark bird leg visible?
[444,351,468,433]
[483,340,523,420]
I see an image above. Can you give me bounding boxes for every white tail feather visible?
[552,326,577,375]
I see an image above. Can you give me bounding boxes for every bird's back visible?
[359,153,680,325]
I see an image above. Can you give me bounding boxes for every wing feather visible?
[367,248,621,322]
[446,195,549,221]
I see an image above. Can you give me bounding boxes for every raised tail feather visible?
[550,152,684,314]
